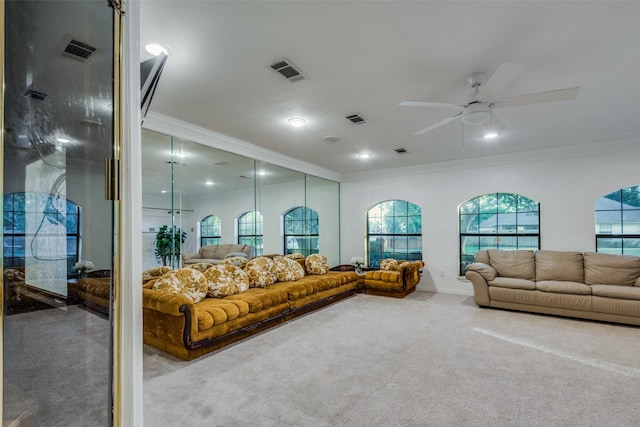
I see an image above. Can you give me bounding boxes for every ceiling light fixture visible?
[357,153,372,160]
[205,180,214,186]
[145,43,168,57]
[462,103,491,125]
[257,170,268,176]
[56,137,71,143]
[482,111,505,140]
[288,117,306,128]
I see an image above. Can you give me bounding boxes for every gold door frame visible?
[0,0,126,423]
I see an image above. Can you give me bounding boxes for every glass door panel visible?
[3,1,115,425]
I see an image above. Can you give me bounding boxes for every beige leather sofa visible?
[182,244,254,265]
[465,249,640,326]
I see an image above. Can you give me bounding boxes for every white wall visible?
[340,140,640,295]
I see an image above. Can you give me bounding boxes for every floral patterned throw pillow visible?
[273,256,305,282]
[244,256,277,288]
[187,262,215,272]
[305,254,329,275]
[380,259,398,271]
[220,256,249,268]
[152,268,208,303]
[204,264,250,297]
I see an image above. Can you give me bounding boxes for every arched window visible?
[3,192,81,275]
[459,193,540,274]
[595,185,640,256]
[366,200,422,268]
[200,215,221,247]
[283,206,319,257]
[237,211,263,256]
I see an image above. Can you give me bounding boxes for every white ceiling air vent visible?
[346,114,368,125]
[269,58,307,82]
[24,89,49,101]
[62,36,98,62]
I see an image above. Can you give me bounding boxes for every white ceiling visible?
[140,1,640,175]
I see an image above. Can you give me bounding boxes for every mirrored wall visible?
[141,129,341,268]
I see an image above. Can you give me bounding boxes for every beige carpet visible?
[143,291,640,426]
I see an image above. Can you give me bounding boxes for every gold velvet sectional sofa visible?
[143,256,424,360]
[465,249,640,325]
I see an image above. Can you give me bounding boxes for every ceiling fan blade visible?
[477,62,524,99]
[399,101,463,109]
[492,87,580,108]
[414,113,462,135]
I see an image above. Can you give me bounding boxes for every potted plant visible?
[154,225,187,267]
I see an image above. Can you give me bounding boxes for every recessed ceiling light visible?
[145,43,168,56]
[161,190,167,194]
[56,137,71,143]
[484,132,499,140]
[257,170,268,176]
[288,117,306,128]
[205,180,214,186]
[357,153,372,160]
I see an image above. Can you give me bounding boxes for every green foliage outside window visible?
[284,206,319,257]
[238,211,263,255]
[200,214,221,247]
[459,193,540,275]
[595,185,640,256]
[367,200,422,268]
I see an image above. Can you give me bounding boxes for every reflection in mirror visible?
[141,129,341,268]
[306,175,341,266]
[255,160,306,256]
[3,0,114,424]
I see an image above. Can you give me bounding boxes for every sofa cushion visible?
[591,284,640,301]
[536,280,591,295]
[380,259,398,271]
[305,254,330,275]
[152,268,208,303]
[203,264,250,298]
[200,246,218,260]
[465,262,497,281]
[475,250,490,264]
[244,256,277,288]
[487,277,536,290]
[273,256,305,282]
[220,256,249,268]
[535,250,584,283]
[584,252,640,286]
[488,250,535,280]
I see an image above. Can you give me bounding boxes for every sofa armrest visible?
[142,288,196,316]
[465,270,491,307]
[397,260,425,289]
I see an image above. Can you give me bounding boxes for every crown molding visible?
[143,112,341,182]
[340,138,640,183]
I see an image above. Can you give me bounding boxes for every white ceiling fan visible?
[399,63,580,136]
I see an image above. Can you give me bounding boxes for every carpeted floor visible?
[143,291,640,427]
